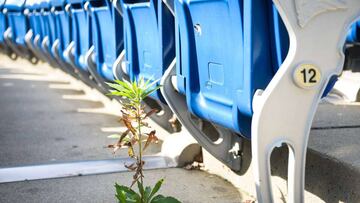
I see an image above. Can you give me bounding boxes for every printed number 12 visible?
[300,68,317,84]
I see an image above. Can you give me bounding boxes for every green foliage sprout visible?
[106,77,181,203]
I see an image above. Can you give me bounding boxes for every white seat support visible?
[252,0,360,202]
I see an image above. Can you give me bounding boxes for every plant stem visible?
[137,102,143,185]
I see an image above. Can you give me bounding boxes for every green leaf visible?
[143,186,152,202]
[146,78,160,89]
[115,192,126,203]
[107,91,134,99]
[143,77,152,88]
[151,195,181,203]
[107,80,139,100]
[124,80,135,91]
[115,183,138,197]
[149,179,163,200]
[142,86,161,99]
[115,184,141,203]
[137,181,145,197]
[150,195,165,202]
[138,77,145,88]
[114,80,133,91]
[132,80,139,96]
[106,82,125,91]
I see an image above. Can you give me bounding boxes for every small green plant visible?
[107,77,181,203]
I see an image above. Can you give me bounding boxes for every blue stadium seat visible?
[39,0,57,61]
[174,0,288,139]
[63,0,99,87]
[120,0,180,133]
[3,0,38,63]
[49,0,80,77]
[51,0,71,63]
[31,0,64,67]
[25,0,49,62]
[32,1,45,51]
[0,0,16,58]
[0,0,6,47]
[86,0,124,90]
[4,0,27,49]
[158,0,292,171]
[121,0,175,102]
[25,0,51,64]
[346,21,360,43]
[25,0,37,46]
[64,0,91,72]
[344,21,360,71]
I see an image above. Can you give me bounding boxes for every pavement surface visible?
[0,62,161,167]
[311,103,360,169]
[0,169,244,203]
[0,56,252,202]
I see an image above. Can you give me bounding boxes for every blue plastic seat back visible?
[34,3,46,47]
[175,0,289,138]
[52,0,71,57]
[26,0,44,49]
[37,0,57,53]
[43,0,57,51]
[68,0,91,71]
[37,1,50,46]
[269,4,289,72]
[26,0,36,35]
[0,0,7,44]
[89,0,123,81]
[346,21,360,43]
[122,0,175,101]
[4,0,28,46]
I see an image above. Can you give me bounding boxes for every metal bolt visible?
[194,24,202,36]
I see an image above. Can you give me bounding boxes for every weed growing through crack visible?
[107,77,180,203]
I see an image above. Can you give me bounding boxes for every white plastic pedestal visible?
[252,1,360,202]
[332,71,360,102]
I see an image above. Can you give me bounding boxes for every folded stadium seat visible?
[63,0,99,87]
[0,0,16,59]
[51,0,69,61]
[24,0,49,62]
[51,0,70,62]
[85,0,124,93]
[50,0,79,78]
[344,21,360,70]
[3,0,38,64]
[30,0,64,67]
[161,0,339,171]
[161,0,290,171]
[346,21,360,43]
[31,0,54,64]
[37,0,61,66]
[119,0,181,133]
[32,1,47,57]
[0,0,6,47]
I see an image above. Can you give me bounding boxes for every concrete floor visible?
[0,56,252,202]
[0,168,245,203]
[311,103,360,169]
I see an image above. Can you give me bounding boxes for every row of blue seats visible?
[0,0,358,171]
